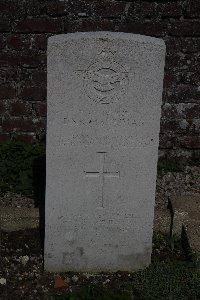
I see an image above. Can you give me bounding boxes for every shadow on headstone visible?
[32,153,46,254]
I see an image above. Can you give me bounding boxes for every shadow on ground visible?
[33,154,46,253]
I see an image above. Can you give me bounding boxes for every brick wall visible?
[0,0,200,159]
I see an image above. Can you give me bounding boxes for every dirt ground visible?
[1,166,200,299]
[0,228,145,300]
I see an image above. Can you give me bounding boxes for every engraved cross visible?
[84,152,120,208]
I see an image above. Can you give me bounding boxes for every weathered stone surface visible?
[0,205,172,235]
[45,32,165,272]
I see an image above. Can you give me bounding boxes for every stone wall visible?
[0,0,200,158]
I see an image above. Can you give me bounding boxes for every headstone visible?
[45,32,166,272]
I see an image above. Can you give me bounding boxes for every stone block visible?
[45,32,165,272]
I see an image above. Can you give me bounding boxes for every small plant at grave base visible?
[186,251,200,270]
[0,141,45,196]
[48,232,200,300]
[152,231,184,262]
[50,261,200,300]
[131,261,200,300]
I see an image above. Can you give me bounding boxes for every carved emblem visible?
[76,51,129,104]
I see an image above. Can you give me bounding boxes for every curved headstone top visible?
[45,31,166,272]
[48,31,165,47]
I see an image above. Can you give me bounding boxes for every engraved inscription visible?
[84,152,120,208]
[76,51,129,104]
[61,134,140,148]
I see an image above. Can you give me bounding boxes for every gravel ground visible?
[0,166,200,299]
[156,166,200,207]
[0,228,147,300]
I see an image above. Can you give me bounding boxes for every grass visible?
[50,232,200,300]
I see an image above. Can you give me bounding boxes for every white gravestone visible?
[45,32,166,272]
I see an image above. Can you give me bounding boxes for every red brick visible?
[120,21,169,37]
[95,0,126,18]
[0,19,11,32]
[165,53,200,71]
[170,21,200,37]
[162,103,200,119]
[182,104,200,119]
[164,85,200,103]
[2,118,35,132]
[9,101,32,116]
[163,72,181,89]
[0,85,16,99]
[186,0,200,17]
[0,35,4,49]
[181,54,200,71]
[67,0,94,17]
[26,0,47,16]
[17,69,33,86]
[160,118,189,134]
[0,68,18,83]
[159,133,175,149]
[0,133,10,142]
[161,103,177,119]
[0,0,26,18]
[7,34,31,50]
[34,35,48,50]
[190,119,200,134]
[181,38,200,53]
[133,2,157,19]
[35,118,46,131]
[0,53,45,69]
[15,17,63,33]
[19,86,46,101]
[164,38,181,54]
[46,1,66,16]
[161,2,182,17]
[178,136,200,149]
[7,35,23,50]
[20,54,46,67]
[160,119,180,133]
[31,70,47,84]
[0,0,10,12]
[68,18,118,32]
[0,100,7,113]
[13,133,35,143]
[0,53,20,67]
[33,103,47,117]
[2,117,46,133]
[180,72,200,86]
[7,54,21,66]
[137,2,182,18]
[165,54,181,70]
